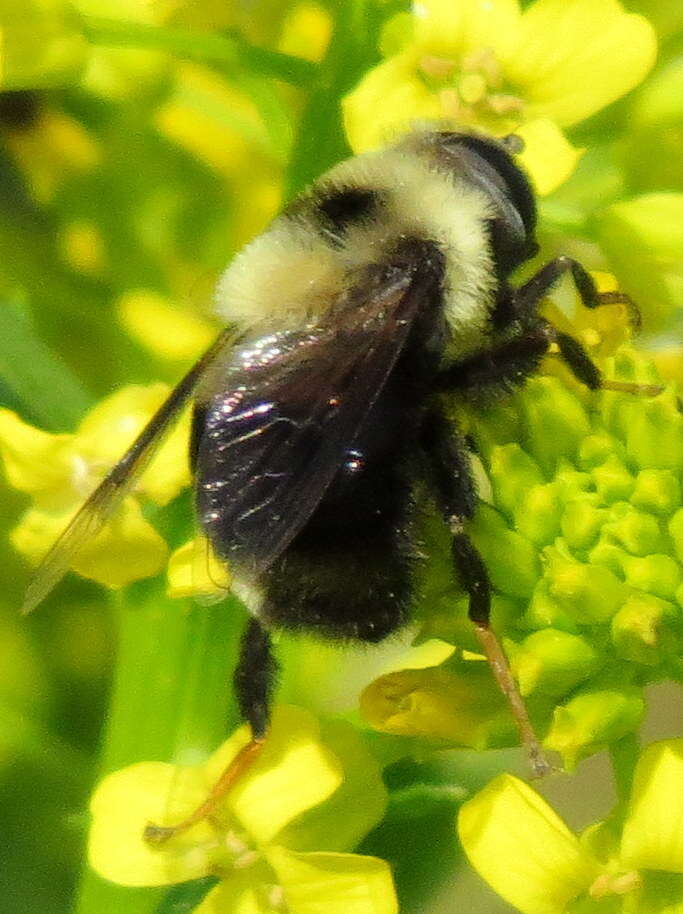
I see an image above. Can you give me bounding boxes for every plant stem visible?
[81,17,318,87]
[74,584,246,914]
[609,731,640,824]
[284,0,380,198]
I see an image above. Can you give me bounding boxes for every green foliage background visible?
[0,1,682,913]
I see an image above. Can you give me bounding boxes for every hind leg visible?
[421,408,551,775]
[145,619,278,843]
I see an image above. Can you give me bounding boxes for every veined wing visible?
[22,326,240,614]
[196,242,444,573]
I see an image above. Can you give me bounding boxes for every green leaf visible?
[0,299,92,428]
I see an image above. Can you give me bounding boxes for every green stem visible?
[284,0,381,197]
[74,583,246,914]
[81,17,318,87]
[609,731,640,824]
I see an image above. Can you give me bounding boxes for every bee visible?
[24,129,644,841]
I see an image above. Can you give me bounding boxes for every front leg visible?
[494,256,640,330]
[421,409,551,775]
[438,321,662,398]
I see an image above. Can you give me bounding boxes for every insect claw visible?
[143,823,177,845]
[142,737,265,847]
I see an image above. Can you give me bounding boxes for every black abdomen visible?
[261,373,423,643]
[262,458,417,642]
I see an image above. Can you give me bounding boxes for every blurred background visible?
[0,1,682,913]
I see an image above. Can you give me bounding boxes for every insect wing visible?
[21,327,239,614]
[196,257,432,573]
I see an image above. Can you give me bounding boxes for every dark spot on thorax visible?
[315,187,381,246]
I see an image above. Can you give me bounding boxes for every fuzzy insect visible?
[24,130,646,840]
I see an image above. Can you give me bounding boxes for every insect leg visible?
[437,323,663,399]
[144,619,278,844]
[548,325,664,397]
[435,324,550,393]
[512,256,640,329]
[422,408,552,776]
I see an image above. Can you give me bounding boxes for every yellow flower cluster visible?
[89,706,397,914]
[459,739,683,913]
[343,0,656,194]
[0,385,190,589]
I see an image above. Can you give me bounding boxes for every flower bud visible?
[554,461,593,501]
[508,629,601,698]
[544,686,645,769]
[489,444,544,518]
[517,378,591,474]
[620,554,681,600]
[561,499,609,551]
[359,665,515,749]
[591,455,635,503]
[611,593,682,665]
[668,508,683,563]
[578,432,626,470]
[521,581,579,633]
[626,389,683,470]
[604,506,665,556]
[587,537,630,577]
[515,483,563,546]
[632,468,681,516]
[470,504,540,599]
[545,545,628,623]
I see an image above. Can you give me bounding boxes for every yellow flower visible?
[359,662,517,750]
[458,739,683,914]
[343,0,656,194]
[0,385,190,590]
[89,705,397,914]
[166,536,230,601]
[116,290,218,363]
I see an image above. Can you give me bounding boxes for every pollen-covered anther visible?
[458,73,487,105]
[419,55,457,79]
[461,48,503,89]
[486,94,525,116]
[589,870,642,898]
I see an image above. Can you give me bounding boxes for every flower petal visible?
[205,706,343,845]
[342,53,440,153]
[621,739,683,873]
[414,0,521,59]
[0,0,88,90]
[267,846,398,914]
[117,290,218,363]
[194,878,262,914]
[458,774,598,914]
[76,384,191,505]
[88,761,212,886]
[279,718,388,853]
[0,408,73,503]
[507,0,657,126]
[597,193,683,332]
[12,498,167,587]
[166,536,230,601]
[515,119,583,195]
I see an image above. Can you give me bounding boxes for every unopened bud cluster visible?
[364,348,683,768]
